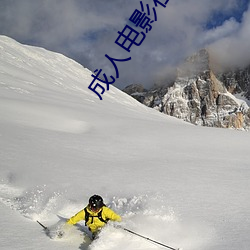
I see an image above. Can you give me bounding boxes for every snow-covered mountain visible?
[217,65,250,100]
[0,36,250,250]
[124,49,250,130]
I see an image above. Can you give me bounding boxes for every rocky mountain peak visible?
[123,49,250,130]
[177,49,210,78]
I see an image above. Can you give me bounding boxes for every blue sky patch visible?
[206,0,249,29]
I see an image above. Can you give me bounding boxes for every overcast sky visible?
[0,0,249,89]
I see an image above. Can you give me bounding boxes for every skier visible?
[66,194,121,239]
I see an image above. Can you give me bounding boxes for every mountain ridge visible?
[123,49,250,130]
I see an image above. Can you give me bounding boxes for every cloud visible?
[209,3,250,69]
[200,18,240,45]
[0,0,249,88]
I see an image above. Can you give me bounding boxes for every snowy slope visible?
[0,36,250,250]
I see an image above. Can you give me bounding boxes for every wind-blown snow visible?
[0,36,250,250]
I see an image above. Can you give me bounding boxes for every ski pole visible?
[37,220,48,231]
[122,227,180,250]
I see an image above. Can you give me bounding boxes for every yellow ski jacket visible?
[67,206,121,233]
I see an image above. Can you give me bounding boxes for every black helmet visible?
[89,195,104,210]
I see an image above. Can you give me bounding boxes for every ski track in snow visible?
[0,99,91,134]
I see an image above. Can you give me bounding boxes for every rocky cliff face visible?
[123,49,250,130]
[217,66,250,100]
